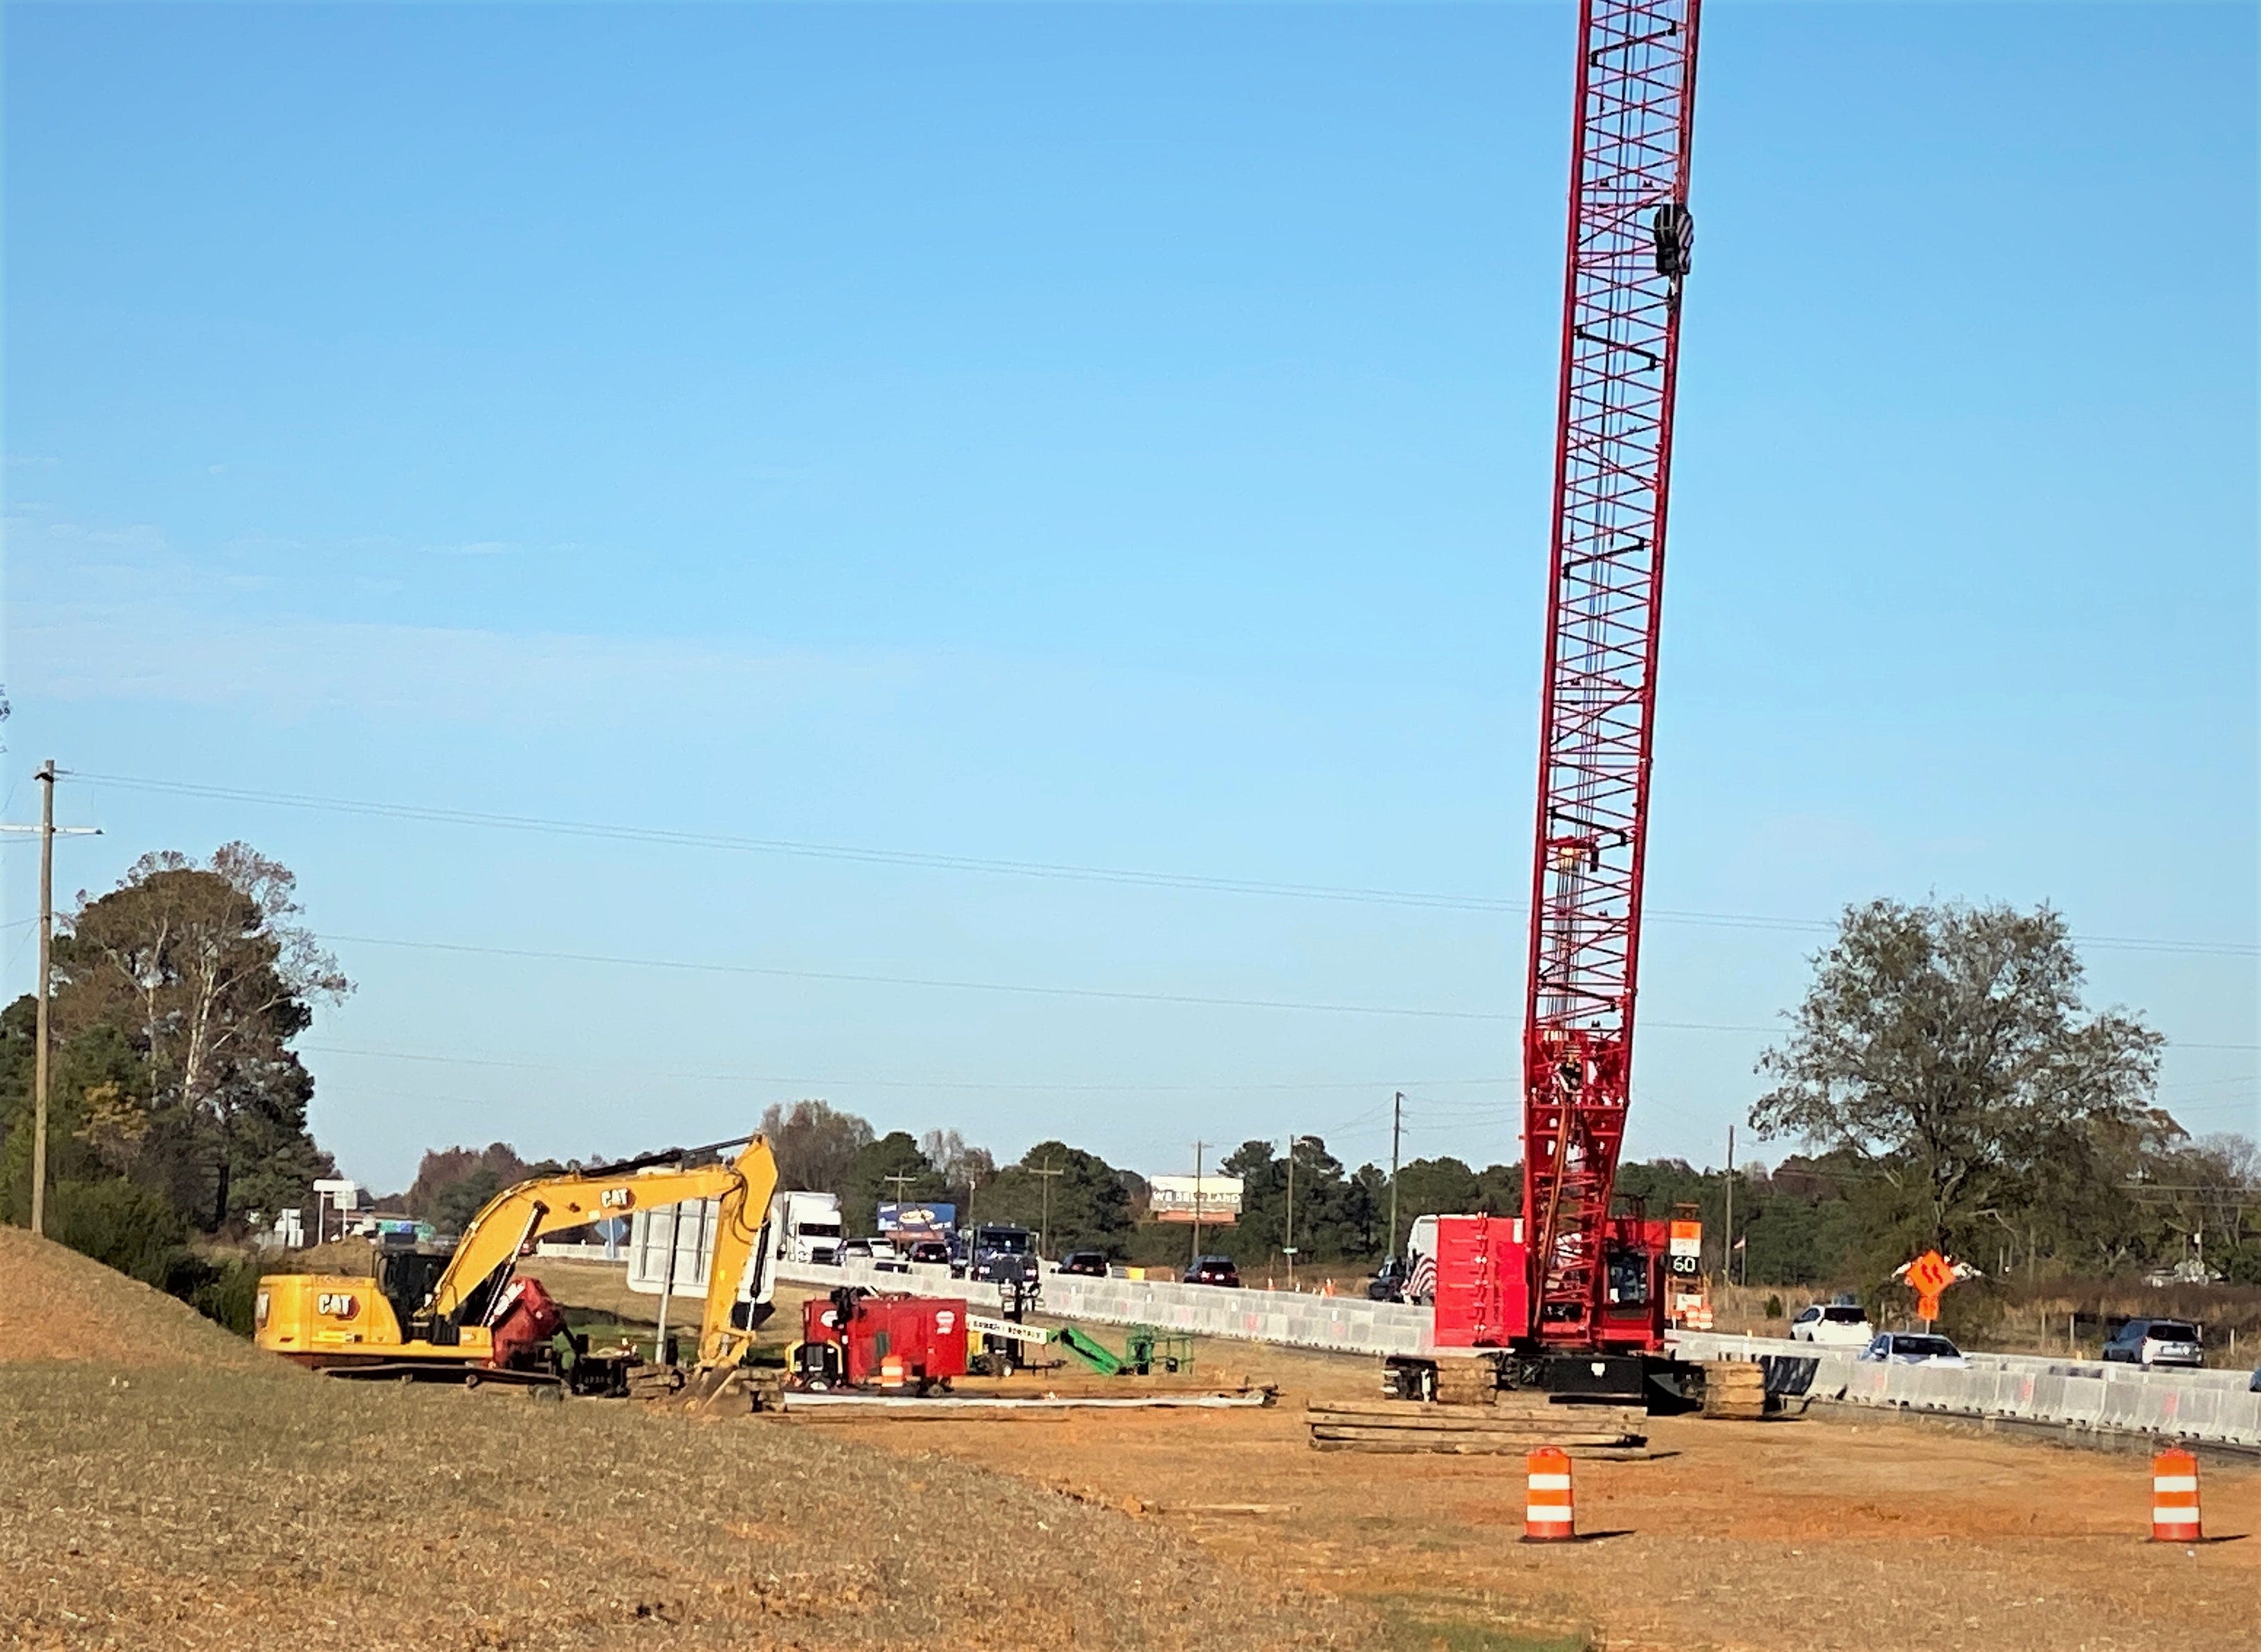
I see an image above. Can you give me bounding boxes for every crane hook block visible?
[1651,203,1694,279]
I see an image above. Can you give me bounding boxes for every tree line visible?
[4,844,2251,1314]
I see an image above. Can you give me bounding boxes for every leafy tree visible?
[1750,899,2163,1260]
[1391,1156,1481,1224]
[430,1166,508,1236]
[843,1130,946,1234]
[919,1128,996,1211]
[3,844,347,1231]
[1472,1161,1523,1218]
[403,1143,535,1225]
[978,1141,1137,1256]
[758,1099,874,1196]
[1214,1136,1372,1266]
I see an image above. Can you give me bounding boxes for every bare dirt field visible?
[760,1288,2261,1652]
[10,1242,2253,1652]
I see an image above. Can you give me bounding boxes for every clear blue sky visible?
[6,2,2254,1193]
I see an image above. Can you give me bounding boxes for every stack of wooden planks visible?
[1700,1359,1767,1420]
[1306,1395,1649,1457]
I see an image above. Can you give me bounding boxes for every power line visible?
[319,930,1807,1030]
[71,770,2259,958]
[313,930,2261,1049]
[300,1040,1504,1094]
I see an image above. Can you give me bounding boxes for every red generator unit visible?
[793,1287,968,1393]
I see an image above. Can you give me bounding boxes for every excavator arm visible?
[427,1137,780,1369]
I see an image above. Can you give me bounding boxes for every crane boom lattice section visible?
[1522,0,1701,1343]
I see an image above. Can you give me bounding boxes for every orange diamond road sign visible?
[1904,1249,1955,1320]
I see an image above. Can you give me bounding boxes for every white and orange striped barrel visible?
[2151,1447,2202,1543]
[1523,1446,1575,1543]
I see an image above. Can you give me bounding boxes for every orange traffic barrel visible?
[878,1354,908,1390]
[2151,1448,2202,1543]
[1523,1446,1575,1543]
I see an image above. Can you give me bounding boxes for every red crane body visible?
[1521,0,1702,1349]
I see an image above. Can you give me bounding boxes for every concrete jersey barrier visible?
[778,1259,1436,1359]
[1673,1330,2261,1447]
[767,1269,2261,1444]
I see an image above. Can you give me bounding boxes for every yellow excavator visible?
[255,1134,780,1393]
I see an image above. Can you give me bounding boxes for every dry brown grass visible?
[0,1363,1377,1652]
[0,1227,270,1370]
[0,1230,1379,1651]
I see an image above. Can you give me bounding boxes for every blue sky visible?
[6,2,2255,1193]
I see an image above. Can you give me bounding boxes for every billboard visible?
[1147,1175,1242,1225]
[877,1201,958,1238]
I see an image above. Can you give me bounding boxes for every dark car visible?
[1367,1257,1408,1303]
[1058,1250,1110,1278]
[2103,1318,2204,1369]
[1184,1254,1241,1287]
[907,1240,952,1266]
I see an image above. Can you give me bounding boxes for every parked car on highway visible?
[1184,1254,1241,1287]
[1858,1332,1968,1368]
[2101,1317,2204,1370]
[1789,1303,1875,1346]
[1057,1250,1110,1278]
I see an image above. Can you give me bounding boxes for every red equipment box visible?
[800,1290,969,1388]
[1431,1216,1529,1349]
[1429,1213,1671,1353]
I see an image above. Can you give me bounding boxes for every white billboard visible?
[1147,1174,1243,1225]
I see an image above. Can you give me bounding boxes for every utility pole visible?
[1029,1157,1065,1258]
[1189,1141,1207,1269]
[1723,1123,1736,1289]
[3,762,100,1238]
[1283,1135,1297,1290]
[1386,1091,1404,1262]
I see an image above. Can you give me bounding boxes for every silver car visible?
[1858,1332,1968,1368]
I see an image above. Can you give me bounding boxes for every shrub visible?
[46,1177,191,1288]
[188,1258,264,1336]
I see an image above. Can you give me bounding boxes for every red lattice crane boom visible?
[1521,0,1702,1348]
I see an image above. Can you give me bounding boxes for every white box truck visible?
[773,1190,844,1267]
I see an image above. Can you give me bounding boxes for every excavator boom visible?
[256,1132,780,1387]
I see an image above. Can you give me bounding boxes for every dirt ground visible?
[0,1235,1371,1652]
[14,1239,2252,1651]
[760,1292,2261,1652]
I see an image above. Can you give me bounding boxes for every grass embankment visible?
[0,1229,1378,1652]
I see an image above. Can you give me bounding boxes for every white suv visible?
[1789,1303,1875,1347]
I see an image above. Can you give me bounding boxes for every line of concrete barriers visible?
[777,1262,2261,1447]
[778,1258,1434,1357]
[1672,1330,2261,1447]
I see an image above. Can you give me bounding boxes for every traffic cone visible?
[1523,1446,1575,1543]
[2150,1448,2202,1543]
